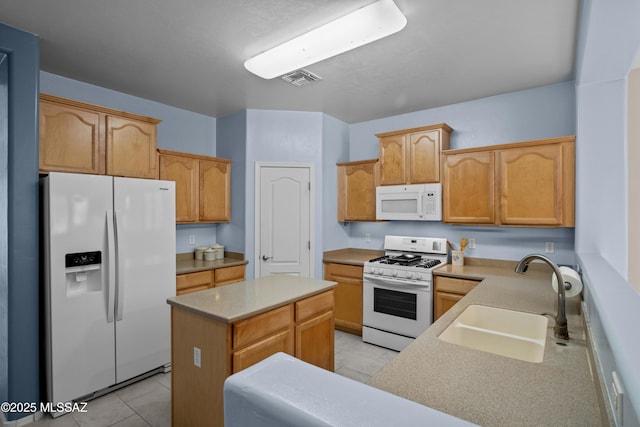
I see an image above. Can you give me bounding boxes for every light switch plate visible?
[194,347,201,368]
[545,242,555,253]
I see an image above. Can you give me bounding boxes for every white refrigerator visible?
[42,172,176,405]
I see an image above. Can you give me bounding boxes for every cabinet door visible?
[176,271,212,295]
[337,160,378,221]
[214,265,246,287]
[434,291,464,321]
[408,130,441,183]
[295,311,334,371]
[199,158,231,222]
[159,154,198,222]
[378,134,407,185]
[39,100,104,174]
[498,144,564,226]
[443,151,496,224]
[324,263,363,335]
[232,329,294,374]
[106,116,157,179]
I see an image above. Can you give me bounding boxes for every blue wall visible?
[574,0,640,425]
[242,109,324,279]
[331,81,577,265]
[217,110,248,254]
[0,23,40,422]
[39,72,219,254]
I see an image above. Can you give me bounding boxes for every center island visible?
[167,274,336,427]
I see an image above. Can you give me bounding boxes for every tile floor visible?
[27,330,397,427]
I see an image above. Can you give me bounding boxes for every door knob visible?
[262,255,273,261]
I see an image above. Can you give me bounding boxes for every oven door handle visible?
[363,275,431,290]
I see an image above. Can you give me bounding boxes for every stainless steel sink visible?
[438,304,549,363]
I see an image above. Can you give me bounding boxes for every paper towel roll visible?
[551,266,583,298]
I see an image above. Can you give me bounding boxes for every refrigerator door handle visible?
[115,210,125,321]
[106,209,116,323]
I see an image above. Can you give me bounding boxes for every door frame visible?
[254,162,315,278]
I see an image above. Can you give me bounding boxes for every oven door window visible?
[373,287,417,320]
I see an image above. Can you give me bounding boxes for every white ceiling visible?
[0,0,580,124]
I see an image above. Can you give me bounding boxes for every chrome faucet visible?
[514,254,569,340]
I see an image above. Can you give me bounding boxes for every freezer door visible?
[113,177,176,383]
[43,172,116,404]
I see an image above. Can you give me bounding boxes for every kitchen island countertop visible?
[369,258,606,426]
[166,274,336,323]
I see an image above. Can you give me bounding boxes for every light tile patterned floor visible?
[27,330,397,426]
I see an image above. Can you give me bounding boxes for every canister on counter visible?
[204,248,216,261]
[194,246,208,260]
[213,243,224,260]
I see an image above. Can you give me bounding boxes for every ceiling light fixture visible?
[244,0,407,80]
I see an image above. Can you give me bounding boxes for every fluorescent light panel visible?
[244,0,407,79]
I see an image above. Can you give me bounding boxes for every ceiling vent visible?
[281,68,322,86]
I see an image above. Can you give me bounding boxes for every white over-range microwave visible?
[376,183,442,221]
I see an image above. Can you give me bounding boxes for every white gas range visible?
[362,235,448,351]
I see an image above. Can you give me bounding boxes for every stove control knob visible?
[391,270,398,277]
[407,272,415,280]
[375,269,382,275]
[415,273,424,281]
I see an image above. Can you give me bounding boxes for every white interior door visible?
[257,164,312,277]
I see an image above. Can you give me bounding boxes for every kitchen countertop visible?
[176,252,248,275]
[323,248,384,266]
[166,275,336,323]
[369,259,605,426]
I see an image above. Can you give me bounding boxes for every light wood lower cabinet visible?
[323,262,363,335]
[214,264,246,287]
[171,290,334,427]
[176,270,212,296]
[294,291,335,371]
[232,305,294,373]
[434,276,481,321]
[175,264,246,295]
[39,94,160,178]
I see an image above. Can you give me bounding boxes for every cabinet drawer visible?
[233,305,293,349]
[232,329,294,374]
[295,290,334,322]
[435,276,480,294]
[214,265,245,286]
[176,271,212,292]
[325,263,363,280]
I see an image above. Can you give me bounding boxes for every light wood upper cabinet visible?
[106,116,157,179]
[443,151,495,224]
[337,159,378,222]
[158,150,231,223]
[39,99,104,175]
[39,94,160,178]
[159,154,198,222]
[442,136,575,227]
[377,124,452,185]
[498,143,568,226]
[200,158,231,222]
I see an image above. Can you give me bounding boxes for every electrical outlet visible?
[468,238,476,249]
[545,242,555,254]
[189,235,196,245]
[612,371,624,425]
[194,347,201,368]
[365,233,371,242]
